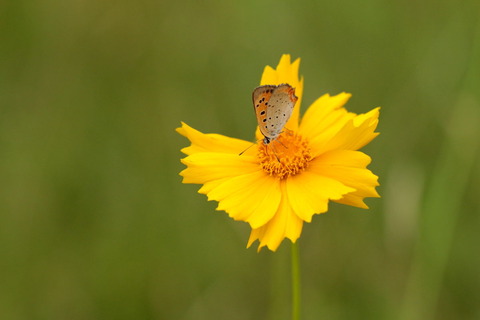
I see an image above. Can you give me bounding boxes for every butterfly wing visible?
[266,84,297,139]
[253,84,298,140]
[252,85,277,139]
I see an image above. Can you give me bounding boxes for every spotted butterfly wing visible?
[252,84,298,143]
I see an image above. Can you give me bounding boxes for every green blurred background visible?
[1,0,479,319]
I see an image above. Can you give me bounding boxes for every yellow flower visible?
[177,54,380,251]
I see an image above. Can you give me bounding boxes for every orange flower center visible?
[258,131,312,179]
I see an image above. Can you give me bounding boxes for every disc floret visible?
[258,132,312,179]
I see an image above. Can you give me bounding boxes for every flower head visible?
[177,55,380,251]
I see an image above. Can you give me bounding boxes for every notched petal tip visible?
[176,121,190,136]
[353,107,380,127]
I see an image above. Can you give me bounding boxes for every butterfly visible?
[252,84,298,145]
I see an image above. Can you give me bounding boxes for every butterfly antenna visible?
[284,128,294,136]
[239,143,255,156]
[276,129,292,149]
[239,139,263,156]
[275,138,288,150]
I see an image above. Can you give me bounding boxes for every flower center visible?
[258,131,312,179]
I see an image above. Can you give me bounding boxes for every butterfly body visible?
[252,84,298,144]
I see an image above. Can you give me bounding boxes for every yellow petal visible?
[314,148,373,167]
[206,171,282,228]
[335,193,373,209]
[248,181,303,251]
[309,150,380,208]
[286,171,355,222]
[177,122,253,155]
[260,54,300,87]
[180,152,258,185]
[350,108,381,150]
[308,107,380,156]
[298,92,354,139]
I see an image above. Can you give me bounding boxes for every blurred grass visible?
[1,0,479,319]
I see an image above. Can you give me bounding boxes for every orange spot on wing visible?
[253,91,272,136]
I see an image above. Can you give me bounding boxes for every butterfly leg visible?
[270,142,281,163]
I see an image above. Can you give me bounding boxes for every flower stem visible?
[291,241,301,320]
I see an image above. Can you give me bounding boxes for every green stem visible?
[291,241,301,320]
